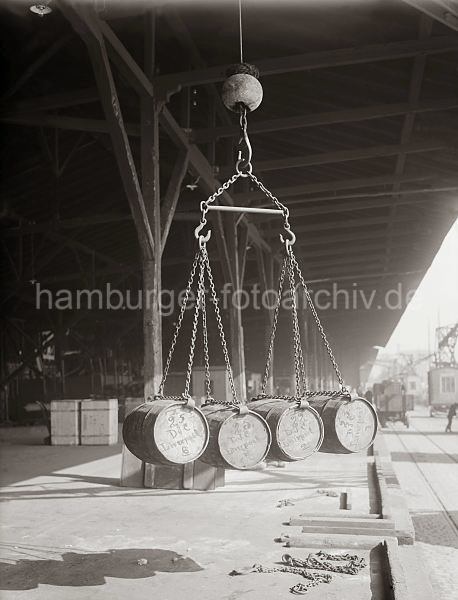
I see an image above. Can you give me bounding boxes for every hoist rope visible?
[238,0,244,63]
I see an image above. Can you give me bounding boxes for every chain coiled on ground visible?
[230,551,366,595]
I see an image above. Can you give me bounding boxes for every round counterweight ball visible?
[222,73,263,112]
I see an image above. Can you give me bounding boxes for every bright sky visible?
[383,218,458,354]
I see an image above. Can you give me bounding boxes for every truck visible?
[428,366,458,415]
[373,380,413,427]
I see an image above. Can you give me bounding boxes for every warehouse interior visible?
[0,0,457,598]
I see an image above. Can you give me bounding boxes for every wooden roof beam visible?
[283,184,458,206]
[55,2,271,256]
[171,190,457,223]
[5,88,99,113]
[159,106,271,254]
[154,35,458,94]
[401,0,458,32]
[192,97,458,142]
[4,96,457,141]
[162,7,232,127]
[233,173,439,202]
[383,15,432,271]
[219,141,449,176]
[263,214,415,235]
[296,227,430,247]
[57,0,155,260]
[1,34,73,101]
[259,194,457,219]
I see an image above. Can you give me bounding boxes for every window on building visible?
[409,381,416,391]
[441,376,456,394]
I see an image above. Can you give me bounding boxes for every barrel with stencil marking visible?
[122,398,209,465]
[199,404,271,469]
[247,397,324,461]
[308,394,377,453]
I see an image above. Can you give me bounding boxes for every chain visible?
[200,265,212,401]
[289,249,348,394]
[194,172,243,246]
[287,253,307,397]
[253,391,342,402]
[283,552,366,575]
[202,248,239,405]
[236,106,253,176]
[183,252,206,398]
[158,250,201,396]
[230,552,366,596]
[247,172,296,247]
[260,253,288,395]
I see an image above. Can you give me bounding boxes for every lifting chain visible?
[254,391,342,402]
[191,100,349,400]
[157,250,201,398]
[286,252,308,397]
[288,249,349,396]
[182,251,207,398]
[260,253,288,395]
[200,263,213,402]
[158,244,239,406]
[235,106,253,176]
[230,551,366,595]
[202,246,240,406]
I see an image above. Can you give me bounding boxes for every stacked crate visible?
[50,399,118,445]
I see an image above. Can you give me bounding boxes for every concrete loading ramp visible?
[0,426,432,599]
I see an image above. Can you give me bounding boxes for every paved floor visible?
[383,408,458,600]
[0,426,377,600]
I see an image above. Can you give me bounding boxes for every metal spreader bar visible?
[206,205,282,215]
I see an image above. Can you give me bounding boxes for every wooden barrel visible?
[122,398,209,465]
[199,404,271,470]
[308,394,377,453]
[247,398,323,461]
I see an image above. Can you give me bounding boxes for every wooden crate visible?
[80,399,118,445]
[50,400,81,446]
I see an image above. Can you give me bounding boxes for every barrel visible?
[122,398,209,465]
[247,397,323,461]
[199,404,271,470]
[308,394,377,453]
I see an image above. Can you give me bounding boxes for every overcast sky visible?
[384,218,458,354]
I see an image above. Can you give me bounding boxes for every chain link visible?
[183,252,206,397]
[260,253,288,395]
[202,248,239,405]
[200,266,213,401]
[253,391,342,402]
[158,250,201,396]
[230,551,366,596]
[194,172,243,245]
[287,253,307,397]
[289,249,348,394]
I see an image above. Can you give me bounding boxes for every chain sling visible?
[160,104,349,406]
[240,106,349,397]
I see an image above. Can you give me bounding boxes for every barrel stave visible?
[309,395,377,453]
[122,400,208,465]
[248,398,323,461]
[199,405,271,470]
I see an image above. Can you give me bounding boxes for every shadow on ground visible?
[0,548,203,589]
[412,512,458,548]
[390,451,458,463]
